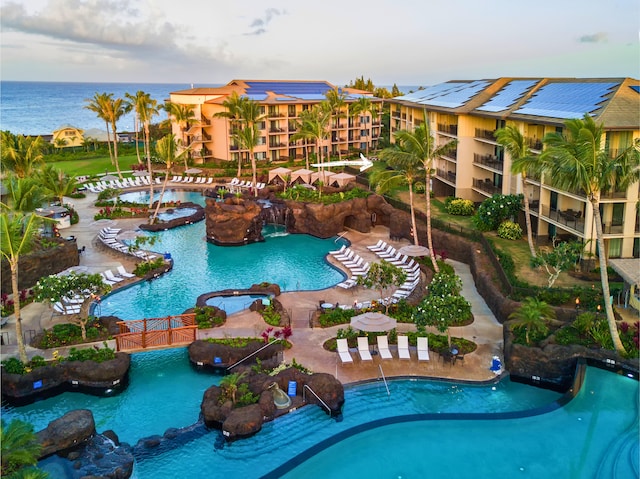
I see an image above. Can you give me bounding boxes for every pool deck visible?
[2,189,505,383]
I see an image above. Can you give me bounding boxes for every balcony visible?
[473,153,503,171]
[392,111,401,119]
[201,117,211,126]
[437,124,458,136]
[202,132,211,141]
[441,148,457,160]
[436,168,456,183]
[472,178,502,196]
[475,128,496,141]
[526,137,543,151]
[269,128,284,133]
[540,206,586,233]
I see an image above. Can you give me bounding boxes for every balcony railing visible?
[437,124,458,136]
[475,128,496,141]
[441,148,457,160]
[472,178,501,196]
[526,137,543,151]
[539,206,586,233]
[473,153,503,170]
[202,132,211,141]
[201,117,211,126]
[269,128,284,133]
[436,168,456,183]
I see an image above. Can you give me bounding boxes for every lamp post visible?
[575,297,580,310]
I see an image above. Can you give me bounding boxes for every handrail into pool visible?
[227,340,280,372]
[377,365,390,396]
[303,384,332,415]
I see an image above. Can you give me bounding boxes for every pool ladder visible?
[335,231,348,242]
[303,384,332,415]
[377,365,390,396]
[226,341,280,372]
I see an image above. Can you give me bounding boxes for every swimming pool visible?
[205,294,271,315]
[118,190,208,207]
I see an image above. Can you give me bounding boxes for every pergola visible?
[330,172,356,187]
[268,167,292,184]
[290,168,314,185]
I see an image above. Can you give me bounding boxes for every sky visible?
[0,0,638,86]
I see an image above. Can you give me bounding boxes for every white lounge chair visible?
[206,178,213,184]
[357,337,373,361]
[329,245,347,256]
[377,335,393,359]
[367,240,385,252]
[116,266,135,278]
[99,273,116,286]
[336,278,357,289]
[376,246,396,258]
[104,270,124,283]
[417,336,430,361]
[397,335,411,359]
[336,338,353,364]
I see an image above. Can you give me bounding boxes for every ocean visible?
[0,81,422,136]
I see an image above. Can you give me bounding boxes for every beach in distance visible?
[0,81,421,136]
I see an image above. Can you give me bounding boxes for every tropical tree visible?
[84,92,115,165]
[349,96,379,156]
[106,96,127,178]
[219,371,248,405]
[540,114,640,354]
[495,125,541,257]
[508,297,556,345]
[532,239,586,288]
[37,165,77,206]
[163,102,196,169]
[2,176,48,214]
[53,137,67,152]
[356,261,407,313]
[0,132,45,178]
[325,88,348,160]
[290,105,331,172]
[214,92,247,177]
[1,419,43,476]
[33,273,109,340]
[389,120,457,272]
[375,140,425,246]
[151,134,188,223]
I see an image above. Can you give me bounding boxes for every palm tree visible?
[37,165,78,206]
[85,92,114,165]
[374,145,424,246]
[219,371,248,405]
[508,297,556,345]
[214,92,247,177]
[0,132,45,178]
[349,96,378,156]
[389,121,457,271]
[495,125,541,257]
[106,96,127,178]
[163,102,196,169]
[150,134,188,223]
[53,137,67,152]
[124,91,146,164]
[237,98,265,196]
[125,91,159,208]
[290,105,331,173]
[325,88,348,160]
[541,114,640,354]
[1,419,43,476]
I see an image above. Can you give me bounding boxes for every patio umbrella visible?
[102,174,119,181]
[185,167,202,175]
[133,170,149,176]
[398,244,431,257]
[350,311,397,332]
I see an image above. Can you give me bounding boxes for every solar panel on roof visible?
[477,80,538,112]
[244,94,268,101]
[246,81,331,96]
[513,81,618,119]
[630,86,640,94]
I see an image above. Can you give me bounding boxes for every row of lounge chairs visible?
[329,246,371,289]
[337,336,430,363]
[227,178,266,191]
[367,241,422,303]
[98,227,158,261]
[170,176,214,184]
[85,176,161,193]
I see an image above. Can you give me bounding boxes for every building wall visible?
[51,127,84,148]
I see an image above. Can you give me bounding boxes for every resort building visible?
[387,77,640,260]
[167,80,384,165]
[51,124,84,148]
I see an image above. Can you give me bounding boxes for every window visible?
[608,238,622,258]
[258,136,266,146]
[360,130,368,137]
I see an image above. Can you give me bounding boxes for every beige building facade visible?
[388,77,640,259]
[167,80,383,165]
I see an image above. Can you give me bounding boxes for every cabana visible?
[268,167,292,185]
[310,170,335,185]
[290,168,314,185]
[330,172,356,188]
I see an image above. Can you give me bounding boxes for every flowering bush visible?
[413,293,472,331]
[445,197,475,216]
[1,290,34,317]
[473,194,523,231]
[428,271,463,296]
[497,220,523,240]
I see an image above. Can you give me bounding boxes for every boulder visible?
[36,409,96,458]
[139,202,204,232]
[204,198,264,245]
[222,404,263,440]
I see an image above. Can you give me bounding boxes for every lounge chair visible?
[329,245,347,256]
[336,278,357,289]
[99,273,117,286]
[397,335,411,359]
[336,338,354,364]
[117,266,136,278]
[357,337,373,361]
[53,302,80,315]
[417,336,430,361]
[377,335,393,359]
[104,270,124,283]
[377,246,397,259]
[206,178,213,184]
[367,240,385,252]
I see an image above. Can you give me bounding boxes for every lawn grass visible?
[47,153,143,177]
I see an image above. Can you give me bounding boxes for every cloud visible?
[245,8,285,36]
[578,32,608,43]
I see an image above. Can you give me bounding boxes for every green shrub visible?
[194,306,225,329]
[235,383,260,407]
[133,258,165,276]
[1,357,26,374]
[29,356,46,369]
[319,308,354,327]
[445,198,475,216]
[66,343,116,363]
[428,271,463,296]
[473,194,523,231]
[497,220,523,240]
[261,304,281,326]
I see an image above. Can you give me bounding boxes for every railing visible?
[303,384,332,414]
[472,178,502,196]
[474,128,496,141]
[437,124,458,136]
[377,365,390,396]
[115,313,197,352]
[473,153,503,170]
[526,137,543,151]
[436,168,456,183]
[539,206,586,233]
[227,340,281,372]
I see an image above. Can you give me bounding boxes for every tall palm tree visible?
[124,91,146,165]
[85,92,114,165]
[325,88,348,160]
[163,102,196,169]
[37,165,78,206]
[291,105,331,173]
[391,120,457,271]
[349,96,379,156]
[0,132,45,178]
[237,98,265,196]
[508,297,555,345]
[541,114,640,354]
[125,91,159,208]
[214,91,247,177]
[1,419,43,476]
[106,96,127,178]
[151,134,188,223]
[374,146,424,246]
[495,125,540,257]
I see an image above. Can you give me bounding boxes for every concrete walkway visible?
[1,188,505,383]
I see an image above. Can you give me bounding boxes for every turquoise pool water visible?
[118,190,207,206]
[205,294,271,315]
